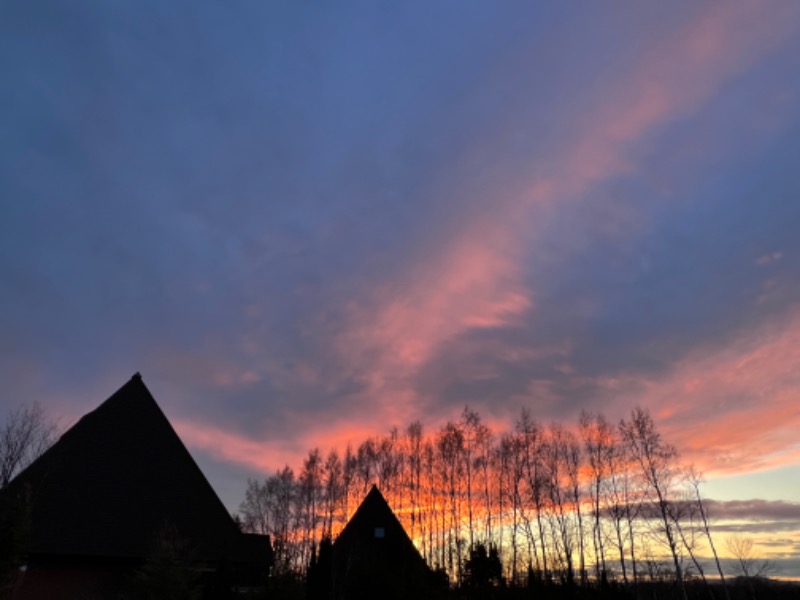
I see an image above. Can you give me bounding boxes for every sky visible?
[2,0,800,573]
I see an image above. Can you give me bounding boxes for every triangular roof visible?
[334,485,428,569]
[3,373,252,562]
[331,485,433,599]
[335,486,402,545]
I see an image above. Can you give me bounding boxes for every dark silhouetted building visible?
[332,485,437,600]
[0,373,272,599]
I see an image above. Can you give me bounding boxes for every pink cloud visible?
[597,306,800,476]
[174,418,287,473]
[170,308,800,480]
[174,414,410,476]
[547,2,800,197]
[165,2,800,480]
[332,219,534,423]
[326,0,800,434]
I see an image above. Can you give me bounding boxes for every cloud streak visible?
[706,499,800,523]
[632,307,800,474]
[296,0,800,450]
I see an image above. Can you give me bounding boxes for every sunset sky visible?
[2,0,799,573]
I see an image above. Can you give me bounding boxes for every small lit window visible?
[374,527,385,539]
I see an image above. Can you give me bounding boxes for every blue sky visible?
[2,0,800,570]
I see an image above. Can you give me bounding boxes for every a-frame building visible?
[331,485,436,600]
[0,373,271,599]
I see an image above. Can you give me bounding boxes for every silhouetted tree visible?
[517,409,549,582]
[688,467,730,600]
[405,421,423,544]
[464,542,504,590]
[135,522,200,600]
[564,427,587,585]
[0,486,31,599]
[306,536,333,600]
[356,438,378,494]
[544,422,577,586]
[727,534,772,580]
[240,478,271,535]
[603,431,637,584]
[462,407,487,553]
[1,402,58,488]
[238,466,298,573]
[437,421,466,581]
[235,404,731,595]
[298,449,323,569]
[580,410,615,581]
[322,450,343,539]
[342,444,357,522]
[0,403,57,599]
[474,417,494,546]
[620,407,687,600]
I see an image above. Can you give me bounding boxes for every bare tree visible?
[563,428,587,585]
[517,409,549,582]
[239,478,272,535]
[687,467,730,600]
[726,534,772,579]
[544,423,576,586]
[507,432,525,584]
[342,444,357,522]
[579,410,615,581]
[475,419,494,545]
[620,407,687,600]
[1,401,58,488]
[406,421,423,543]
[461,407,479,552]
[493,431,511,572]
[437,421,465,581]
[236,404,712,590]
[322,449,343,538]
[238,466,298,573]
[356,438,378,493]
[669,486,712,594]
[604,438,639,584]
[298,449,323,569]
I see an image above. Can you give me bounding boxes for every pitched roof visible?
[3,373,257,563]
[334,485,428,570]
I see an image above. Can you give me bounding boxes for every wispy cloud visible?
[593,306,800,474]
[756,251,784,266]
[309,0,800,444]
[706,499,800,522]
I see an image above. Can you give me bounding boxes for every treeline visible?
[239,406,732,598]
